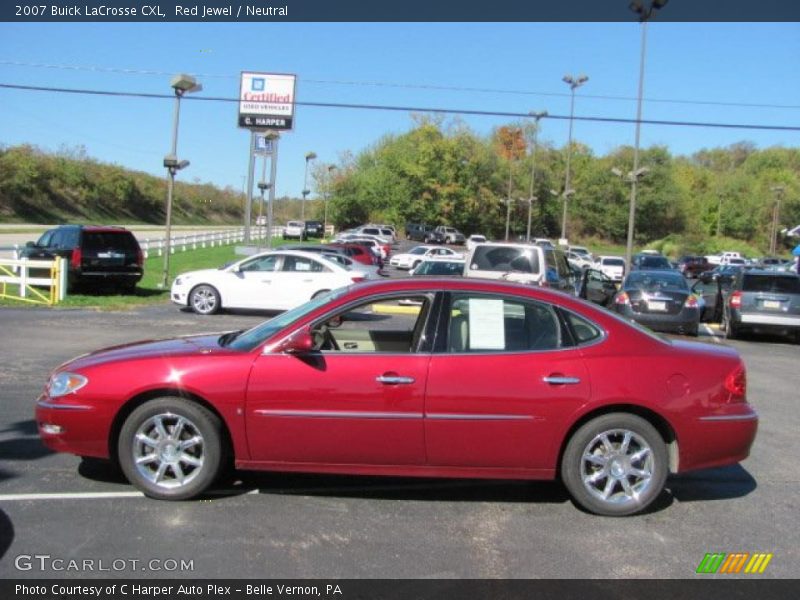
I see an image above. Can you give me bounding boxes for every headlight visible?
[48,372,88,397]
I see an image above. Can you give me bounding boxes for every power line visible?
[2,82,799,133]
[1,59,799,111]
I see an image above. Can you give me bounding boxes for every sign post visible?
[238,71,296,243]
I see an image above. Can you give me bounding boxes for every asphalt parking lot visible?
[1,283,798,579]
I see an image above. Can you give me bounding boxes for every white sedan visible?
[466,235,487,251]
[171,250,368,315]
[389,245,464,270]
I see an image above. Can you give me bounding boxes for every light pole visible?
[301,151,317,220]
[769,185,785,255]
[560,74,588,243]
[626,0,669,268]
[161,73,201,288]
[613,167,649,259]
[526,110,547,242]
[324,165,337,238]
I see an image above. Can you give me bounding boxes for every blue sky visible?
[1,22,798,199]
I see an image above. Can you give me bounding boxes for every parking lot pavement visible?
[0,303,798,579]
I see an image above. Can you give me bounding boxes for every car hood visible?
[59,333,234,372]
[176,268,224,281]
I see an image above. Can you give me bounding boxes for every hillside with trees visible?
[0,144,244,225]
[2,125,799,257]
[322,118,800,255]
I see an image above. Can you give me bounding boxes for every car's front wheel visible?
[561,413,667,516]
[118,398,226,500]
[189,284,220,315]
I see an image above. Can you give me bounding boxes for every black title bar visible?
[2,0,800,22]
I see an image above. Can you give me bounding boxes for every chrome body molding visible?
[36,399,93,411]
[698,414,759,422]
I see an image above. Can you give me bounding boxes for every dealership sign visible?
[238,72,296,130]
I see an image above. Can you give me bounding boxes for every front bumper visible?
[36,395,110,458]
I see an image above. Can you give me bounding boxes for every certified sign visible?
[238,72,296,130]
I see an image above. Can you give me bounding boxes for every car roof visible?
[419,256,465,263]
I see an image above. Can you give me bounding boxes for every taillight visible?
[70,247,82,270]
[351,275,365,283]
[724,364,747,401]
[730,291,742,309]
[136,248,144,266]
[685,295,699,308]
[615,291,630,305]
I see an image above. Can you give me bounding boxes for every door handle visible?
[542,375,581,385]
[376,375,416,385]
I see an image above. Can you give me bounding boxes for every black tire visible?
[687,325,699,337]
[412,260,422,270]
[117,397,226,500]
[561,413,668,516]
[189,284,221,315]
[724,315,739,340]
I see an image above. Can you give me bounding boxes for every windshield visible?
[226,288,349,351]
[415,260,464,275]
[603,258,625,267]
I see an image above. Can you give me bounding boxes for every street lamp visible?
[561,74,588,243]
[769,185,785,255]
[625,0,669,268]
[526,110,548,242]
[161,73,201,288]
[301,151,317,220]
[324,165,337,238]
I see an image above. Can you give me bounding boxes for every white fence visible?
[139,227,285,258]
[0,257,67,305]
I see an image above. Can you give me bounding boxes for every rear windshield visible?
[639,256,671,268]
[627,272,688,290]
[469,246,540,274]
[742,274,800,294]
[82,232,139,253]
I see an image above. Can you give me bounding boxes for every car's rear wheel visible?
[189,284,220,315]
[118,398,225,500]
[561,413,667,516]
[723,315,739,340]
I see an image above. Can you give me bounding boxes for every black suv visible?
[405,223,432,242]
[20,225,144,292]
[304,220,324,238]
[723,269,800,342]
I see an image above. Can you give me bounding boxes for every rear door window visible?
[82,232,139,256]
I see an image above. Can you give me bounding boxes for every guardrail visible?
[0,257,67,305]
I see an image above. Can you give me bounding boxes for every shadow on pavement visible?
[666,464,757,502]
[0,508,13,561]
[0,420,53,463]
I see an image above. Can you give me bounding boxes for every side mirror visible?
[275,327,314,354]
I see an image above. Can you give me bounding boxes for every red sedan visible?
[36,278,757,516]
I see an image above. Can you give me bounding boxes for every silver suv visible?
[463,242,577,294]
[434,226,466,245]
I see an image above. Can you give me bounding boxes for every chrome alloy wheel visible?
[133,413,205,490]
[580,429,654,505]
[190,285,218,314]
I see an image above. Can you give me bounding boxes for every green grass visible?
[0,244,241,310]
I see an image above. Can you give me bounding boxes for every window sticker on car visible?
[468,298,505,350]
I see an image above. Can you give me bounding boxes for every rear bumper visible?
[617,306,700,333]
[737,313,800,328]
[679,409,758,472]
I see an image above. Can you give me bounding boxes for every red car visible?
[36,278,757,516]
